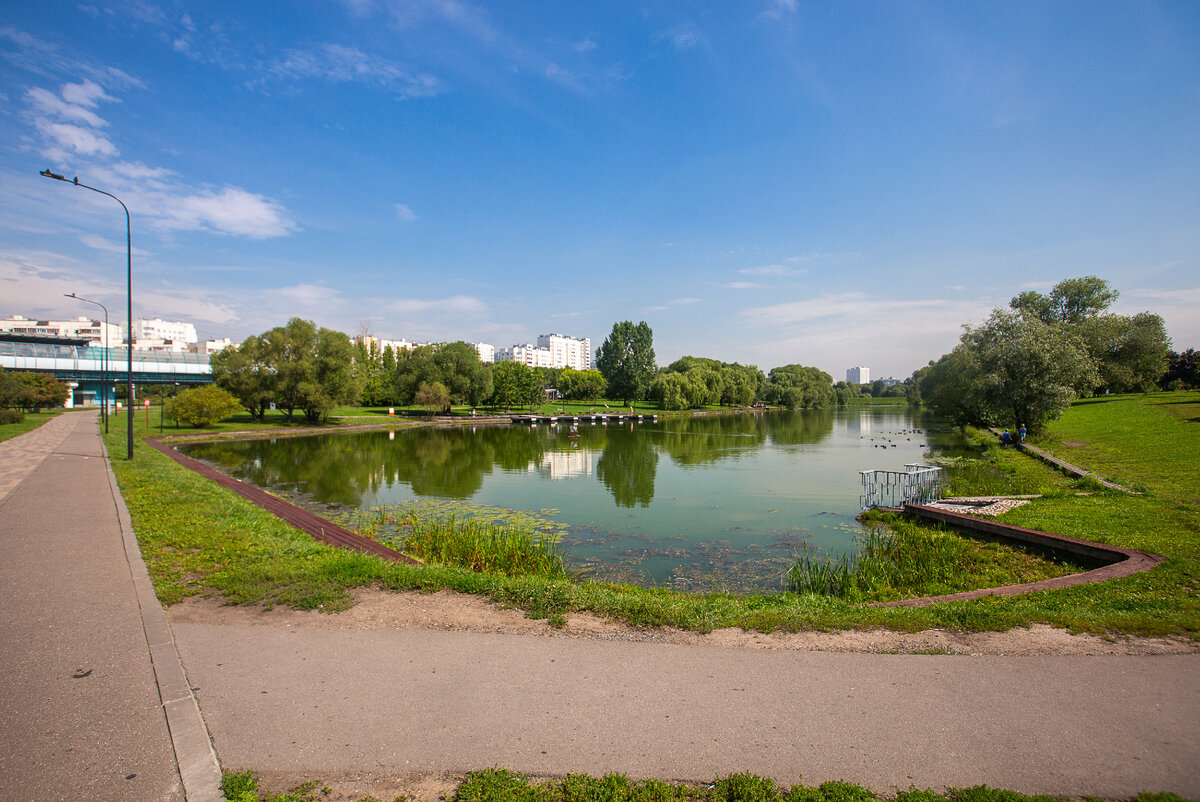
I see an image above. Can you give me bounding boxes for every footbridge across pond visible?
[0,338,212,408]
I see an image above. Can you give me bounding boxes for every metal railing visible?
[859,463,943,509]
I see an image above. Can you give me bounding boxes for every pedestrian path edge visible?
[101,434,224,802]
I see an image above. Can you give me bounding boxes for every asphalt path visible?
[3,412,1197,800]
[174,621,1200,798]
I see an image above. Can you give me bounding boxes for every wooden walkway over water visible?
[510,413,658,424]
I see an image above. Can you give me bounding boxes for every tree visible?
[596,321,656,406]
[1011,276,1170,394]
[764,365,834,409]
[1162,348,1199,390]
[1011,275,1119,325]
[212,334,275,419]
[414,381,451,415]
[490,361,542,410]
[963,309,1097,431]
[0,371,69,411]
[557,368,606,401]
[164,385,242,427]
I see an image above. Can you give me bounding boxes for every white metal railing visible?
[859,463,943,509]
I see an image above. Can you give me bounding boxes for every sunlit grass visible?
[102,391,1200,639]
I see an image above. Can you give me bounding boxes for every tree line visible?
[206,277,1190,428]
[913,276,1182,432]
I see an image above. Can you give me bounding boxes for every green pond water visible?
[179,407,965,593]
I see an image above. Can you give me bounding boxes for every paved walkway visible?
[1,414,1197,799]
[0,411,220,801]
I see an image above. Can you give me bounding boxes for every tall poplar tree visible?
[596,320,656,406]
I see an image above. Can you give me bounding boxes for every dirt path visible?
[166,586,1198,657]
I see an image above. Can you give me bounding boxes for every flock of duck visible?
[861,428,927,448]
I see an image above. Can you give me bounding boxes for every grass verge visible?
[221,766,1192,802]
[0,408,63,443]
[104,392,1200,638]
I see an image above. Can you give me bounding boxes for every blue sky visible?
[2,1,1198,379]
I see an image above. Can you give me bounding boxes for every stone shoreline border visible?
[873,503,1165,608]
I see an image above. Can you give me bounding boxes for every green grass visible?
[221,767,1194,802]
[787,514,1080,602]
[104,391,1200,639]
[0,408,64,443]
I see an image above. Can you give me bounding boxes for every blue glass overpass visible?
[0,340,212,407]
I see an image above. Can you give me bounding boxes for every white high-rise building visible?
[0,315,122,347]
[496,344,552,368]
[134,318,198,345]
[473,342,495,363]
[535,333,591,370]
[847,366,870,384]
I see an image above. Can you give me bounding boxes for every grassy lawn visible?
[103,391,1200,639]
[223,766,1190,802]
[0,409,64,443]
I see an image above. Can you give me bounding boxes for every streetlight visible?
[64,292,109,434]
[41,169,135,460]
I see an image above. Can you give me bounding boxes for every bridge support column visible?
[64,381,78,409]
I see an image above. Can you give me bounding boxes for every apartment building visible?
[536,333,591,371]
[0,315,123,347]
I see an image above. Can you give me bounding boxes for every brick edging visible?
[144,437,419,565]
[870,504,1165,608]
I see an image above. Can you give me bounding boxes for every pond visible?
[179,407,966,593]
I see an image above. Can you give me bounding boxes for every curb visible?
[870,503,1166,608]
[103,435,224,801]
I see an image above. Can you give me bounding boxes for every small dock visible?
[510,413,658,425]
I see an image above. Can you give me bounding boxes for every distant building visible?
[0,315,123,347]
[847,366,870,384]
[136,338,191,354]
[190,338,234,355]
[881,376,902,387]
[134,318,197,345]
[536,333,591,371]
[497,343,553,368]
[352,334,418,353]
[473,342,495,363]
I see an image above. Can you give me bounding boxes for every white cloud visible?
[80,235,150,257]
[154,187,296,239]
[739,263,805,277]
[59,79,113,108]
[394,203,418,223]
[269,43,442,98]
[672,297,701,305]
[736,293,996,377]
[25,86,108,127]
[36,121,118,158]
[386,295,487,315]
[1123,286,1200,349]
[574,37,597,53]
[723,281,762,290]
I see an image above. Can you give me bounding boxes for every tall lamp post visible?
[64,292,109,434]
[41,169,134,460]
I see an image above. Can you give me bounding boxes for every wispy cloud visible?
[394,203,418,223]
[574,37,597,53]
[739,263,805,277]
[23,78,297,239]
[722,281,762,290]
[268,43,443,98]
[658,23,707,52]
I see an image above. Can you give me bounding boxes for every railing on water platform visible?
[859,463,943,510]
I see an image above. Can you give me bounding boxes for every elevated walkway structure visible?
[0,338,212,407]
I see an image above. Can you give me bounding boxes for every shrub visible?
[0,409,24,425]
[164,385,242,428]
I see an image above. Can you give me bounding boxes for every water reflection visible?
[181,408,948,592]
[185,412,839,508]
